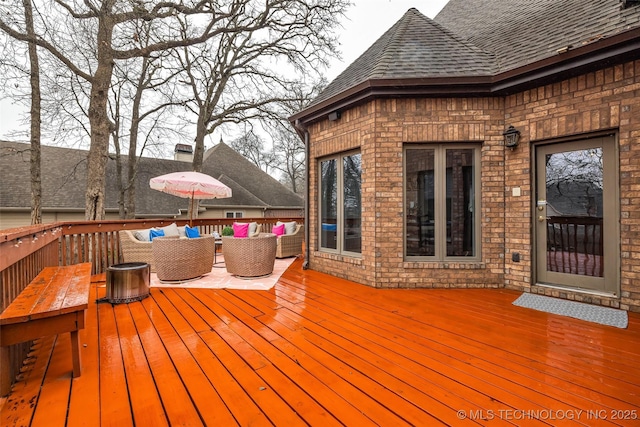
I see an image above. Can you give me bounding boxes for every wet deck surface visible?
[2,257,639,426]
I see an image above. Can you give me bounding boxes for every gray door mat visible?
[513,293,628,329]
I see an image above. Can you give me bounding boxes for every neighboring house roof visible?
[292,0,640,124]
[0,140,302,217]
[201,142,303,209]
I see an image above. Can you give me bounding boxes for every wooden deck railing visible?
[546,216,603,277]
[0,216,303,390]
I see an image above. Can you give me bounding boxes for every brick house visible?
[290,0,640,311]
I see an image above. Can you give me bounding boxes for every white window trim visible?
[225,211,244,219]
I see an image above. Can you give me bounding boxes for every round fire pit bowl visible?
[106,262,150,304]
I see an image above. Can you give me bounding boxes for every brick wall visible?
[306,60,640,311]
[308,98,506,289]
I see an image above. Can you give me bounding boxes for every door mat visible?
[513,293,628,329]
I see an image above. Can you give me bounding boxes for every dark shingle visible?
[201,142,303,208]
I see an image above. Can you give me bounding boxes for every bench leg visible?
[1,346,10,397]
[70,330,82,378]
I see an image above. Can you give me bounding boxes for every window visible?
[225,211,243,218]
[405,145,480,260]
[319,151,361,254]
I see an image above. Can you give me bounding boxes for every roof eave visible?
[491,28,640,94]
[290,29,640,126]
[289,76,495,125]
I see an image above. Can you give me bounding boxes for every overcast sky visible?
[0,0,449,139]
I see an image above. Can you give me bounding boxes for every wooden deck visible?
[2,257,639,426]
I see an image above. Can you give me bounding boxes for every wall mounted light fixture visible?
[328,111,341,121]
[503,125,521,149]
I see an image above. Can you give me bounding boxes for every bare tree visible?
[1,0,349,220]
[173,0,348,173]
[0,1,247,220]
[545,148,604,216]
[170,1,347,220]
[229,129,276,173]
[109,41,185,218]
[22,0,42,224]
[272,126,305,193]
[266,78,327,194]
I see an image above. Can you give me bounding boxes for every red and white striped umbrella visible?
[150,171,232,225]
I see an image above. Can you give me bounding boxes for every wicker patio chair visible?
[222,233,277,278]
[119,230,155,272]
[152,235,215,282]
[276,224,303,258]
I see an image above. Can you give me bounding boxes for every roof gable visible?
[310,8,496,107]
[202,142,303,208]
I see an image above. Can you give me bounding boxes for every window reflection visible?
[343,154,362,253]
[545,148,603,276]
[405,146,477,259]
[446,149,475,257]
[406,150,435,256]
[320,159,337,250]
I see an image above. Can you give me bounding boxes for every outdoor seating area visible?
[1,257,638,426]
[119,220,302,281]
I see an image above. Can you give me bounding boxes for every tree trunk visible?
[24,0,41,225]
[125,132,138,219]
[85,12,115,221]
[192,114,206,172]
[125,59,146,220]
[111,114,125,219]
[186,114,209,220]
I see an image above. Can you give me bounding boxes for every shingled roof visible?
[435,0,640,73]
[292,0,640,124]
[308,8,496,108]
[0,140,302,217]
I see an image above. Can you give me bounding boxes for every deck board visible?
[1,257,640,426]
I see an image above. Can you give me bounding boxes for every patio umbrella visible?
[150,171,232,226]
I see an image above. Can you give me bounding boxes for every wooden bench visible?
[0,263,92,397]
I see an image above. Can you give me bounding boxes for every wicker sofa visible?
[119,230,156,272]
[152,235,215,282]
[222,233,277,278]
[276,224,303,258]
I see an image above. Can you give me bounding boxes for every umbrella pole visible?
[189,192,194,227]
